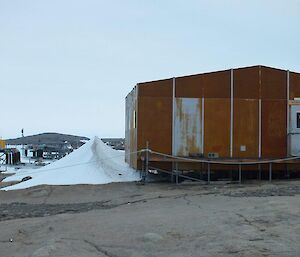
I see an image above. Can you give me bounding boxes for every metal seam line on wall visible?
[259,66,262,158]
[230,69,234,158]
[259,99,262,158]
[172,77,176,156]
[287,70,290,155]
[201,96,204,155]
[135,84,139,167]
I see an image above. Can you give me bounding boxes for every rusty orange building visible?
[125,65,300,173]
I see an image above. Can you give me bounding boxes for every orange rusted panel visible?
[125,87,138,168]
[290,72,300,100]
[233,99,259,158]
[137,96,172,154]
[176,70,231,98]
[204,98,231,157]
[175,75,203,98]
[138,79,172,97]
[261,99,287,158]
[202,70,231,98]
[233,66,260,99]
[261,66,287,100]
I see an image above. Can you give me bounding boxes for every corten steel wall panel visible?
[175,75,203,98]
[138,97,172,154]
[125,89,138,168]
[290,72,300,100]
[174,98,202,156]
[131,127,138,168]
[138,79,172,97]
[202,70,231,98]
[261,67,287,99]
[261,100,287,158]
[233,67,260,99]
[233,99,259,158]
[204,98,231,157]
[176,70,230,98]
[125,91,133,164]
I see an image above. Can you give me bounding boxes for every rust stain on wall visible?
[137,97,172,154]
[204,98,231,157]
[125,66,299,171]
[290,72,300,100]
[233,99,259,158]
[125,87,138,168]
[261,66,287,99]
[262,100,287,157]
[174,98,202,156]
[234,66,260,99]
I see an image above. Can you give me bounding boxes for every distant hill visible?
[5,133,90,148]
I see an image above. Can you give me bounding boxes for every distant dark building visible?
[101,138,124,150]
[0,148,21,165]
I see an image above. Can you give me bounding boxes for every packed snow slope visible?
[2,137,140,190]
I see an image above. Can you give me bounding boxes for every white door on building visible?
[289,104,300,156]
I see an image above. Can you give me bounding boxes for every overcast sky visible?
[1,0,299,139]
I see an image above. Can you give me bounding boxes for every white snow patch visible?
[2,137,140,190]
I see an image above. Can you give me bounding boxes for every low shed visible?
[125,65,300,174]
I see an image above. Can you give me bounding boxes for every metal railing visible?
[139,147,300,184]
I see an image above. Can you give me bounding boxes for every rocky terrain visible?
[0,181,299,256]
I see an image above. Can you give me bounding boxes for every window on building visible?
[297,113,300,128]
[133,110,137,128]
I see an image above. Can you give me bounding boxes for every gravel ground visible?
[0,180,300,257]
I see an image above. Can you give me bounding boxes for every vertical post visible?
[238,163,242,184]
[136,84,139,164]
[140,153,144,179]
[287,70,290,156]
[286,164,290,179]
[269,162,272,182]
[258,99,262,158]
[258,66,262,160]
[207,162,211,184]
[230,69,234,158]
[144,141,149,183]
[201,96,205,155]
[175,161,179,185]
[172,77,176,156]
[258,163,262,180]
[171,162,174,183]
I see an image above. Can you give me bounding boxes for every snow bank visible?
[2,137,140,190]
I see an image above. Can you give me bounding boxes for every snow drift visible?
[2,137,140,190]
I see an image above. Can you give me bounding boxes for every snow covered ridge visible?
[2,137,140,190]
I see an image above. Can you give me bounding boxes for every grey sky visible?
[1,0,299,139]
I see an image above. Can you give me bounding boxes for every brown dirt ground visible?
[0,180,299,257]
